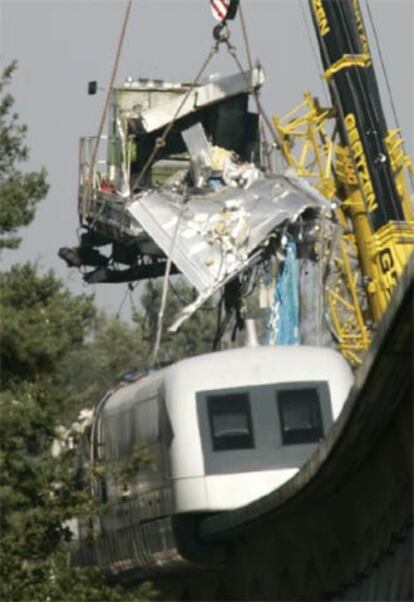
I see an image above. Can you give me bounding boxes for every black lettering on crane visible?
[378,248,398,285]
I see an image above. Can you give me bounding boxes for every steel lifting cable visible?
[226,42,280,164]
[89,20,218,353]
[132,43,219,190]
[116,285,131,320]
[146,39,231,365]
[336,2,405,222]
[150,195,187,366]
[82,0,133,219]
[366,0,402,134]
[150,14,266,357]
[228,3,282,161]
[298,0,330,106]
[146,15,283,363]
[314,1,398,225]
[115,281,139,320]
[366,0,414,190]
[237,2,272,172]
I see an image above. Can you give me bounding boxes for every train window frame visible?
[196,381,332,476]
[276,387,324,445]
[207,392,255,452]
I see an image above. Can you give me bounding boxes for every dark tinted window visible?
[208,393,254,451]
[277,388,323,445]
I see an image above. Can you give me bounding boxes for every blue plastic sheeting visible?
[266,240,300,345]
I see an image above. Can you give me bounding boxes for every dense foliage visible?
[0,61,221,601]
[0,62,48,249]
[0,64,162,601]
[133,279,218,364]
[0,264,166,600]
[59,279,218,417]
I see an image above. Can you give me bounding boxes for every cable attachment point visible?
[155,137,166,149]
[213,22,230,44]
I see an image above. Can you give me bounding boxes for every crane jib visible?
[308,0,404,231]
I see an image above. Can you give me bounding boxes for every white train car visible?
[73,345,353,579]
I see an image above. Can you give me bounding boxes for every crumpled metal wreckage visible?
[128,179,331,330]
[126,124,332,330]
[62,104,334,331]
[59,68,337,333]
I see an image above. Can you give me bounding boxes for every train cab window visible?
[207,393,254,451]
[277,388,323,445]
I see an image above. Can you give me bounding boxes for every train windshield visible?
[207,393,255,451]
[277,388,323,445]
[197,381,332,475]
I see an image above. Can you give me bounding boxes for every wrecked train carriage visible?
[62,69,265,280]
[60,69,336,336]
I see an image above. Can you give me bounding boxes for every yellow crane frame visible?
[272,94,414,364]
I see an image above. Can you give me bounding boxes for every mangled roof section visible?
[75,68,265,233]
[120,68,265,134]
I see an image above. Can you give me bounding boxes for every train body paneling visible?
[164,346,352,512]
[73,345,353,578]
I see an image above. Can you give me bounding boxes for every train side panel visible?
[88,373,190,575]
[73,345,353,577]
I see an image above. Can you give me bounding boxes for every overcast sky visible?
[1,0,413,318]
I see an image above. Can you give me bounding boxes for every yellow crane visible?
[272,0,413,363]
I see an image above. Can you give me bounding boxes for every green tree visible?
[0,268,112,600]
[134,278,219,365]
[60,279,221,414]
[0,60,235,601]
[1,264,95,389]
[0,64,157,600]
[60,312,146,412]
[0,62,48,249]
[0,268,160,601]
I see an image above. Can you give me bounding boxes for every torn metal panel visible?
[131,68,265,134]
[181,124,213,188]
[126,175,331,328]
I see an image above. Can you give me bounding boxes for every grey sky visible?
[1,0,413,318]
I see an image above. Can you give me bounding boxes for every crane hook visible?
[213,22,230,44]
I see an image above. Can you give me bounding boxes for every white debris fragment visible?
[127,175,331,330]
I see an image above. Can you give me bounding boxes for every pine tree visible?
[0,63,158,601]
[0,62,48,250]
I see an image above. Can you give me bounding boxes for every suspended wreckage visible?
[59,68,343,343]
